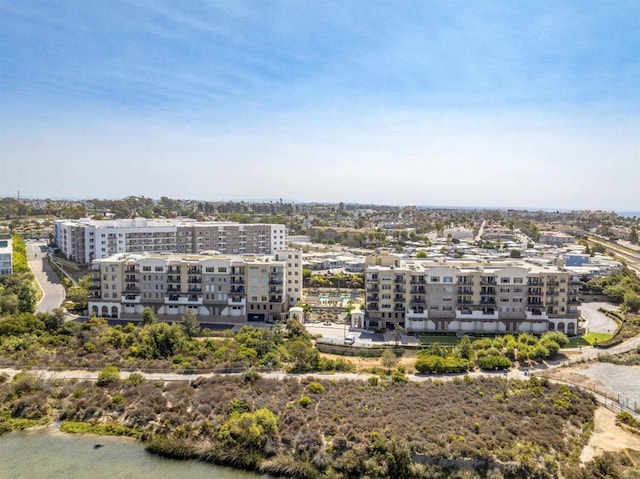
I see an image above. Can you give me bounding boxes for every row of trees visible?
[587,266,640,313]
[415,332,570,374]
[0,236,37,315]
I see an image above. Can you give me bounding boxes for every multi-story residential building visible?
[0,234,12,276]
[88,249,302,323]
[365,253,580,336]
[54,219,286,263]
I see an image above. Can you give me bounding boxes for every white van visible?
[344,335,356,345]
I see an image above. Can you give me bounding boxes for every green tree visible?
[181,309,200,338]
[458,336,474,360]
[142,306,157,325]
[392,323,404,347]
[17,281,37,313]
[380,349,397,373]
[416,250,428,258]
[509,249,522,258]
[623,291,640,313]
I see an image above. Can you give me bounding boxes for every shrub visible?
[126,372,146,385]
[477,355,512,371]
[299,395,312,408]
[391,370,408,384]
[97,365,120,386]
[308,382,324,394]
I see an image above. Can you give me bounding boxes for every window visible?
[155,267,163,272]
[514,277,523,284]
[218,267,227,273]
[443,276,453,283]
[500,288,510,293]
[206,267,215,273]
[513,287,522,293]
[500,277,510,284]
[430,276,440,282]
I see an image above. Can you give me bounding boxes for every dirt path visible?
[581,407,640,463]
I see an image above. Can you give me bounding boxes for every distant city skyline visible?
[1,1,638,211]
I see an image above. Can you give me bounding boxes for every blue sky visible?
[1,1,638,210]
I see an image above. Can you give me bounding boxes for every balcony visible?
[228,296,246,306]
[480,299,496,305]
[125,275,138,282]
[230,277,244,284]
[395,277,404,283]
[410,297,424,304]
[230,286,244,294]
[188,267,202,275]
[410,278,426,284]
[528,280,544,286]
[167,286,181,293]
[165,295,202,306]
[366,296,379,303]
[121,294,141,304]
[394,295,405,302]
[269,278,283,285]
[167,277,181,284]
[458,288,473,294]
[188,277,202,284]
[481,278,496,285]
[188,287,202,293]
[367,303,379,311]
[411,286,425,294]
[270,295,283,302]
[394,305,405,311]
[167,268,180,274]
[124,285,139,293]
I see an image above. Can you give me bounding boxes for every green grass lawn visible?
[567,332,613,347]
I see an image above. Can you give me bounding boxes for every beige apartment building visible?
[88,249,302,323]
[365,254,580,336]
[54,218,286,263]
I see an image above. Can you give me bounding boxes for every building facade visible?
[54,219,286,263]
[365,254,580,336]
[0,234,12,276]
[88,249,302,323]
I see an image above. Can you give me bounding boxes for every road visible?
[579,302,619,334]
[585,235,640,276]
[26,240,66,313]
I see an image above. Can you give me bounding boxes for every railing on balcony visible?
[230,277,244,284]
[188,287,202,293]
[167,277,181,284]
[188,277,202,284]
[188,268,202,274]
[269,279,283,285]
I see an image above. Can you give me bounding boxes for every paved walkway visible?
[579,301,619,335]
[27,241,66,313]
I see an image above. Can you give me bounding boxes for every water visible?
[0,427,268,479]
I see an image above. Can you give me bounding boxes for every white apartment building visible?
[54,218,286,263]
[365,253,580,336]
[88,249,302,323]
[0,234,12,276]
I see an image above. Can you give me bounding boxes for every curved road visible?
[26,240,65,313]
